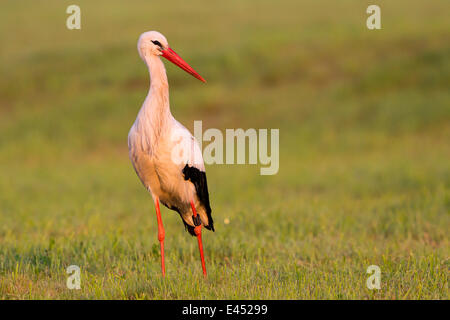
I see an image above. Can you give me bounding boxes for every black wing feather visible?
[182,165,214,232]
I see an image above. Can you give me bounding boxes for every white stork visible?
[128,31,214,277]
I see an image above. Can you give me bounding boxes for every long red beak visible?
[162,47,206,83]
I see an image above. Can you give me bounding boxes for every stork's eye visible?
[151,40,163,48]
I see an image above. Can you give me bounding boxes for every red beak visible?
[161,47,206,83]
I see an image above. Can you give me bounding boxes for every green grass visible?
[0,0,449,299]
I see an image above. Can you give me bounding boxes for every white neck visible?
[134,54,173,151]
[147,54,169,90]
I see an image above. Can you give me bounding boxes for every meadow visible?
[0,0,448,299]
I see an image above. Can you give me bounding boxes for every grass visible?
[0,0,449,299]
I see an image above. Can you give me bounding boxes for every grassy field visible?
[0,0,449,299]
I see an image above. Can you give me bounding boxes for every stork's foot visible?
[191,202,207,278]
[158,230,166,277]
[155,199,166,277]
[195,225,207,278]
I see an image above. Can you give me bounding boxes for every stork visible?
[128,31,214,277]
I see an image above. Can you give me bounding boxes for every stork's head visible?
[138,31,206,83]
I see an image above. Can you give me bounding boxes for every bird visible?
[128,31,214,277]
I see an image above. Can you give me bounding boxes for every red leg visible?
[190,201,207,277]
[154,198,166,277]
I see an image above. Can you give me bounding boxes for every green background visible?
[0,0,448,299]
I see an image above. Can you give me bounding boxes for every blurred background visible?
[0,0,448,299]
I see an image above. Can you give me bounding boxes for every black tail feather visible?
[182,165,214,232]
[182,219,196,236]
